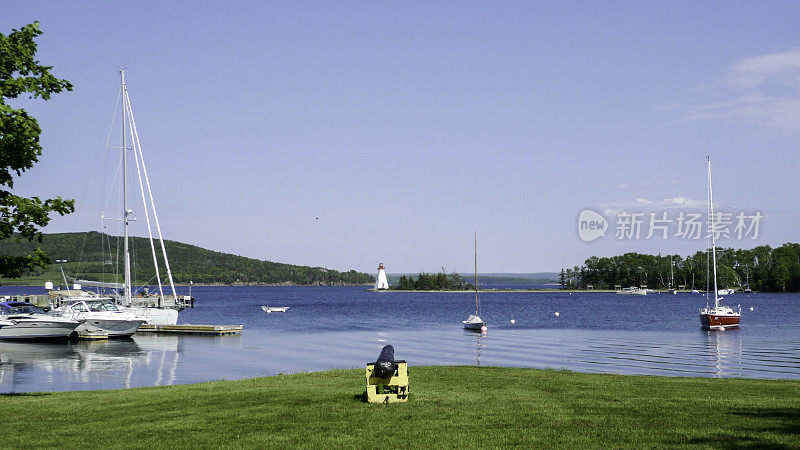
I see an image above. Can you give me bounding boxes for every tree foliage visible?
[393,268,473,290]
[0,231,374,285]
[561,244,800,292]
[0,22,74,280]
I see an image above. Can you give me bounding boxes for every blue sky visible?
[4,1,800,274]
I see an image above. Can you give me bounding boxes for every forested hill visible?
[560,243,800,292]
[0,232,374,286]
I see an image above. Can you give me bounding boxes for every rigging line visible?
[105,85,122,149]
[124,90,165,304]
[125,89,178,301]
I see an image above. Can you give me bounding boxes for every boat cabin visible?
[60,299,122,313]
[0,301,47,316]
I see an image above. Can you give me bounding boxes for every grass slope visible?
[1,366,797,448]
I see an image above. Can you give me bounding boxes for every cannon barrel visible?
[374,345,396,379]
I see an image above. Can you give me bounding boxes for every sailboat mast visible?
[670,257,674,289]
[121,69,132,306]
[708,156,719,308]
[474,231,479,316]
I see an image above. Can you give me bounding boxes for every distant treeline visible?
[560,243,800,292]
[0,232,374,286]
[393,269,473,290]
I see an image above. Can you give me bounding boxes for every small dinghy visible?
[262,306,289,313]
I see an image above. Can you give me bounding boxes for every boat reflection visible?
[472,332,486,365]
[705,329,742,378]
[0,335,182,392]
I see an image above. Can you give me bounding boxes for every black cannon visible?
[373,345,397,379]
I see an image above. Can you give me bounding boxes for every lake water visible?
[0,285,799,393]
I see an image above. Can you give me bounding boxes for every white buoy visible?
[374,263,389,290]
[480,325,488,333]
[510,318,516,325]
[749,306,754,311]
[555,312,560,317]
[719,326,726,331]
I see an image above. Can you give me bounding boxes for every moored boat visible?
[616,287,647,295]
[0,301,80,340]
[49,298,146,338]
[463,232,487,332]
[699,156,741,330]
[262,306,289,313]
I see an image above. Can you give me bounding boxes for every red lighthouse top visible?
[378,263,385,270]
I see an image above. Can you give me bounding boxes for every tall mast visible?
[474,231,479,315]
[708,156,719,308]
[121,70,132,306]
[670,256,674,289]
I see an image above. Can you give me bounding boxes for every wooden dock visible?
[137,324,243,335]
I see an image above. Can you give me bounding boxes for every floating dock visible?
[137,324,243,335]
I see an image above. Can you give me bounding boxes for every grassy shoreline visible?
[1,366,797,448]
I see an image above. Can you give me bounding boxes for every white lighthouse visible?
[374,263,389,290]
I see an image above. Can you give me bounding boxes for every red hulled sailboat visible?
[699,156,741,330]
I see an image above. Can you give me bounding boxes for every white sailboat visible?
[699,156,741,330]
[463,232,487,332]
[53,71,184,325]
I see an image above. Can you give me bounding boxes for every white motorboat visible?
[0,301,80,340]
[463,232,487,332]
[50,298,146,338]
[262,306,289,313]
[616,287,647,295]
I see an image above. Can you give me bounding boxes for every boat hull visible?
[462,314,486,331]
[76,318,146,338]
[0,319,79,340]
[125,307,178,325]
[699,313,741,330]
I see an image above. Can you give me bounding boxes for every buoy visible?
[480,325,488,333]
[749,306,754,311]
[719,326,726,331]
[555,312,560,317]
[510,318,515,325]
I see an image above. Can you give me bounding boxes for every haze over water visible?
[0,286,798,393]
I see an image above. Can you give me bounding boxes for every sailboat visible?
[699,156,741,330]
[54,71,186,326]
[668,257,677,294]
[463,232,487,332]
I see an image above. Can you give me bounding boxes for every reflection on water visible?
[0,326,799,393]
[707,330,742,378]
[472,332,485,365]
[0,336,181,393]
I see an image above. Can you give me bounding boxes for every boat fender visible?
[374,345,397,379]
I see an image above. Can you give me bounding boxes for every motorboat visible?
[616,287,647,295]
[0,301,80,340]
[262,306,289,313]
[50,298,146,338]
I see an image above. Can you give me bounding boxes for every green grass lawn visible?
[1,366,798,448]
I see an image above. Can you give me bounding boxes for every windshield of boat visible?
[1,304,46,314]
[86,300,108,312]
[102,301,120,311]
[70,302,89,312]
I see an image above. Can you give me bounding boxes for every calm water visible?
[0,285,799,393]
